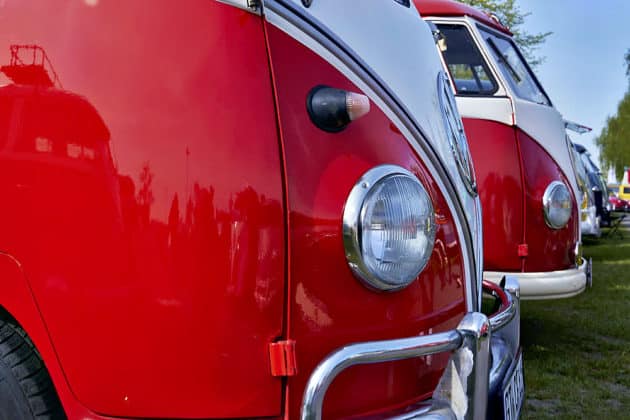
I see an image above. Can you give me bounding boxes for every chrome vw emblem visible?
[438,72,478,196]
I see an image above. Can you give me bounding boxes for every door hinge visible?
[517,243,528,257]
[269,340,297,377]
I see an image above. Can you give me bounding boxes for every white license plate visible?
[503,353,524,420]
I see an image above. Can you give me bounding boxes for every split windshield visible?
[437,24,497,95]
[479,27,550,106]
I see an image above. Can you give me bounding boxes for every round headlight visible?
[543,181,572,229]
[343,165,436,291]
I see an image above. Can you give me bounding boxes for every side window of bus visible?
[437,24,498,95]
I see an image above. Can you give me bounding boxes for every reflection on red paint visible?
[0,45,61,88]
[0,2,287,417]
[463,118,524,271]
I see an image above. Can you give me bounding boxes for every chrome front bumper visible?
[485,258,590,300]
[300,277,521,420]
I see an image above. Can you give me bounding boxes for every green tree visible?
[595,51,630,180]
[460,0,552,67]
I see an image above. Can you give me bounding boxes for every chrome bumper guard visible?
[585,257,593,288]
[301,276,521,420]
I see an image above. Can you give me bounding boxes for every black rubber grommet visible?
[306,85,350,133]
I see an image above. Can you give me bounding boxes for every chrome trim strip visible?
[437,72,478,196]
[474,192,484,308]
[263,0,481,311]
[488,295,515,332]
[481,278,518,332]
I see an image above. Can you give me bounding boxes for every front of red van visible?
[418,0,590,300]
[261,1,522,418]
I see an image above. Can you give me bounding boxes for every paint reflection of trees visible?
[136,162,154,223]
[0,46,283,312]
[162,182,282,309]
[482,172,521,237]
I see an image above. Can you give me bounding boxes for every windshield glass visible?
[579,153,599,174]
[479,27,550,105]
[571,147,588,190]
[437,24,497,95]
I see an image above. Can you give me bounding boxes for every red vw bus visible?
[0,1,520,419]
[417,0,591,300]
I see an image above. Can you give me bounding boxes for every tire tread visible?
[0,318,65,419]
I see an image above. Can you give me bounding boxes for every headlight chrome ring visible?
[543,180,572,229]
[343,165,436,291]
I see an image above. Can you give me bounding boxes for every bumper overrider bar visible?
[301,277,521,420]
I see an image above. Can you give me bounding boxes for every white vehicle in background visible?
[571,142,601,237]
[566,123,602,237]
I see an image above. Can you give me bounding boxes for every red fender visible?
[0,253,115,419]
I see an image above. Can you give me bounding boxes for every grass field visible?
[521,218,630,419]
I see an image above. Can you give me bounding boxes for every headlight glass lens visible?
[543,181,572,229]
[343,165,436,291]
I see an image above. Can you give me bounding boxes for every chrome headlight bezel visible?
[342,165,436,292]
[543,181,573,229]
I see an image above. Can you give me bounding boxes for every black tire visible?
[0,319,65,420]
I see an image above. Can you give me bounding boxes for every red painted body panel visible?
[462,118,523,271]
[462,119,578,273]
[0,2,286,418]
[265,25,467,418]
[414,0,512,34]
[0,253,123,419]
[518,129,578,272]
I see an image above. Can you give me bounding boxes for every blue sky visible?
[520,0,630,175]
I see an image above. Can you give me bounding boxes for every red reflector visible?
[517,244,528,257]
[269,340,297,377]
